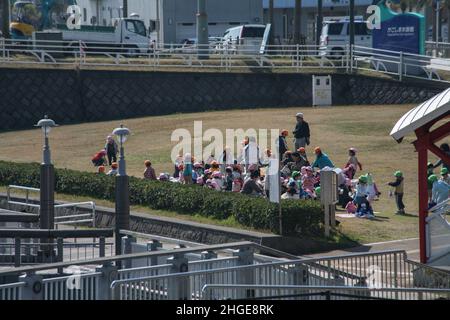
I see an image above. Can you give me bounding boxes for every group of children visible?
[91,132,449,215]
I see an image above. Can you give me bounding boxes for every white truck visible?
[319,16,372,57]
[54,17,151,54]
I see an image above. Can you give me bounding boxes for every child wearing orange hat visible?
[311,147,334,170]
[107,162,118,176]
[97,166,106,174]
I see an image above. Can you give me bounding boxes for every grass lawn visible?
[0,105,447,244]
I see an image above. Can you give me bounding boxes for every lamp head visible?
[35,115,58,136]
[113,124,131,145]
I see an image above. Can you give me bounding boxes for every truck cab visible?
[60,18,150,53]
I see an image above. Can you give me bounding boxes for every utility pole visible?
[1,0,11,38]
[197,0,209,60]
[436,0,440,43]
[293,0,302,44]
[123,0,128,18]
[268,0,274,45]
[349,0,355,48]
[316,0,323,46]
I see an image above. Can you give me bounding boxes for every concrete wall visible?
[0,67,445,131]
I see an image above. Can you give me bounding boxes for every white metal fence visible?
[43,272,102,300]
[110,250,450,300]
[426,199,450,264]
[2,38,450,83]
[6,185,96,228]
[201,284,450,300]
[0,282,25,300]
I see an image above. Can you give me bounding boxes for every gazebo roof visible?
[390,88,450,142]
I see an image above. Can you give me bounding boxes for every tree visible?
[1,0,11,38]
[293,0,302,44]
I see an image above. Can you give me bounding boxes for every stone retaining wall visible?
[0,67,445,131]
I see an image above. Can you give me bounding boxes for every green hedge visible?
[0,161,324,235]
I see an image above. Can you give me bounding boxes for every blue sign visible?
[373,15,421,54]
[372,1,425,55]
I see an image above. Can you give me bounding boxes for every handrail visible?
[0,241,254,276]
[110,250,410,288]
[0,228,113,238]
[201,284,450,296]
[0,282,27,289]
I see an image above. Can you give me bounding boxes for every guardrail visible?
[43,272,102,300]
[426,41,450,58]
[0,229,114,266]
[1,243,449,300]
[6,185,96,228]
[201,284,450,300]
[2,38,450,84]
[426,199,450,264]
[55,201,96,229]
[6,185,40,210]
[0,282,25,300]
[110,249,450,300]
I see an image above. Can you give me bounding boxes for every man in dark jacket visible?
[293,113,310,150]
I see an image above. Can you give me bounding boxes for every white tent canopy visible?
[390,88,450,142]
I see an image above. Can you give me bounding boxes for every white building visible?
[262,0,375,43]
[75,0,263,44]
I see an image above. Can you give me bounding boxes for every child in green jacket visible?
[388,171,405,215]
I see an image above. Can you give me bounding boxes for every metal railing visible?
[352,45,445,82]
[0,282,25,300]
[0,228,114,266]
[426,41,450,58]
[1,38,450,84]
[43,272,102,300]
[6,185,96,228]
[119,229,293,264]
[1,242,449,300]
[426,199,450,264]
[201,284,450,300]
[6,185,40,210]
[110,250,450,300]
[54,202,96,229]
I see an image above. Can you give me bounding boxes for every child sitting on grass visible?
[107,162,118,176]
[143,160,157,180]
[356,196,375,219]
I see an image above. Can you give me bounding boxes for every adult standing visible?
[105,135,118,166]
[293,113,310,150]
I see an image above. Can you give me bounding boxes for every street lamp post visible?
[35,116,58,262]
[112,124,131,258]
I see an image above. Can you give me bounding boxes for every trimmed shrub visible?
[0,161,324,235]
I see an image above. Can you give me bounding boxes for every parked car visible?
[220,24,267,54]
[319,17,372,57]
